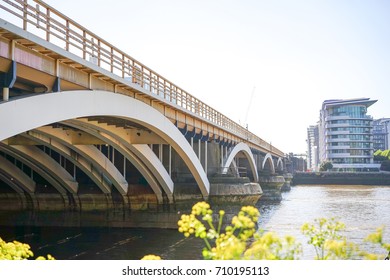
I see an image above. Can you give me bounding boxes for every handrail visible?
[0,0,284,156]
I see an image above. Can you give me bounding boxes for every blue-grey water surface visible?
[0,185,389,259]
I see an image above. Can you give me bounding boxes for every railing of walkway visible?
[0,0,283,156]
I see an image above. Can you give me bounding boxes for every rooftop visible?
[322,98,377,110]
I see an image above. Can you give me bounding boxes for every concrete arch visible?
[33,126,128,195]
[63,119,170,203]
[222,142,258,182]
[65,118,174,201]
[0,156,36,193]
[262,153,275,174]
[0,144,73,195]
[23,130,113,194]
[0,90,209,197]
[276,157,284,172]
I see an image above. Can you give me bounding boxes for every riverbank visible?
[292,171,390,186]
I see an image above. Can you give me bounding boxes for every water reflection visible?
[259,185,390,259]
[0,185,389,259]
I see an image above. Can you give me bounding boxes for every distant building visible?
[307,125,319,171]
[373,118,390,151]
[318,98,380,172]
[285,153,307,174]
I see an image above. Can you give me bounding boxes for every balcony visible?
[332,163,381,169]
[326,130,350,136]
[326,145,350,150]
[325,115,373,122]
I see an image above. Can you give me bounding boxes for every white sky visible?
[37,1,390,153]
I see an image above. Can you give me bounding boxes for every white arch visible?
[222,142,258,182]
[23,130,113,194]
[63,119,169,203]
[276,157,284,171]
[0,156,36,193]
[65,118,174,202]
[0,144,72,195]
[262,153,276,174]
[33,126,128,195]
[0,90,209,197]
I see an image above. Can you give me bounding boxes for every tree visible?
[381,149,390,159]
[320,161,333,171]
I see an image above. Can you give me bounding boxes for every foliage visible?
[301,217,345,259]
[177,202,301,260]
[0,237,55,260]
[141,254,161,260]
[381,149,390,159]
[301,218,363,259]
[362,226,390,260]
[319,161,333,171]
[301,218,390,260]
[175,203,389,260]
[374,149,390,162]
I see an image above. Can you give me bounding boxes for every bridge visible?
[0,0,286,220]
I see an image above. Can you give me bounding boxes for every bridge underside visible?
[0,13,285,221]
[0,90,214,211]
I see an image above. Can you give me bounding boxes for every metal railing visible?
[0,0,284,156]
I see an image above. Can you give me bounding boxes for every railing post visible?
[82,30,86,60]
[97,40,101,67]
[110,46,113,73]
[23,0,28,30]
[46,7,50,41]
[65,20,69,51]
[121,54,125,78]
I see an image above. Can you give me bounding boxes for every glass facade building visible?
[307,125,319,171]
[318,98,380,172]
[373,118,390,151]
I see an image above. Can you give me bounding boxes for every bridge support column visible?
[281,173,293,191]
[1,60,16,101]
[2,88,9,101]
[258,175,285,201]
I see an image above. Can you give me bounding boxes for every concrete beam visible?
[34,126,128,195]
[64,119,169,203]
[0,144,71,195]
[24,131,112,194]
[0,156,36,193]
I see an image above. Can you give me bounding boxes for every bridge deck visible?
[0,0,283,157]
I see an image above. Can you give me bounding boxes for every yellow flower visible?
[141,254,162,260]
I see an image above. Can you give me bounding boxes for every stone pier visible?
[281,173,293,191]
[258,175,285,201]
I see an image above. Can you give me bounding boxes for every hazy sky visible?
[25,1,390,153]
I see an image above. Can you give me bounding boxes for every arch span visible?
[262,153,275,174]
[0,90,209,197]
[63,119,170,203]
[276,157,284,172]
[222,142,258,182]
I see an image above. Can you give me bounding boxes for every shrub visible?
[0,237,54,260]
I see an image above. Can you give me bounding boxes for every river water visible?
[0,185,389,260]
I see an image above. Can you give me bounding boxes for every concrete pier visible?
[258,175,285,201]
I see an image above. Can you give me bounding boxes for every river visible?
[0,185,389,260]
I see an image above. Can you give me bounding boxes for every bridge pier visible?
[281,173,293,192]
[258,175,285,201]
[2,87,9,101]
